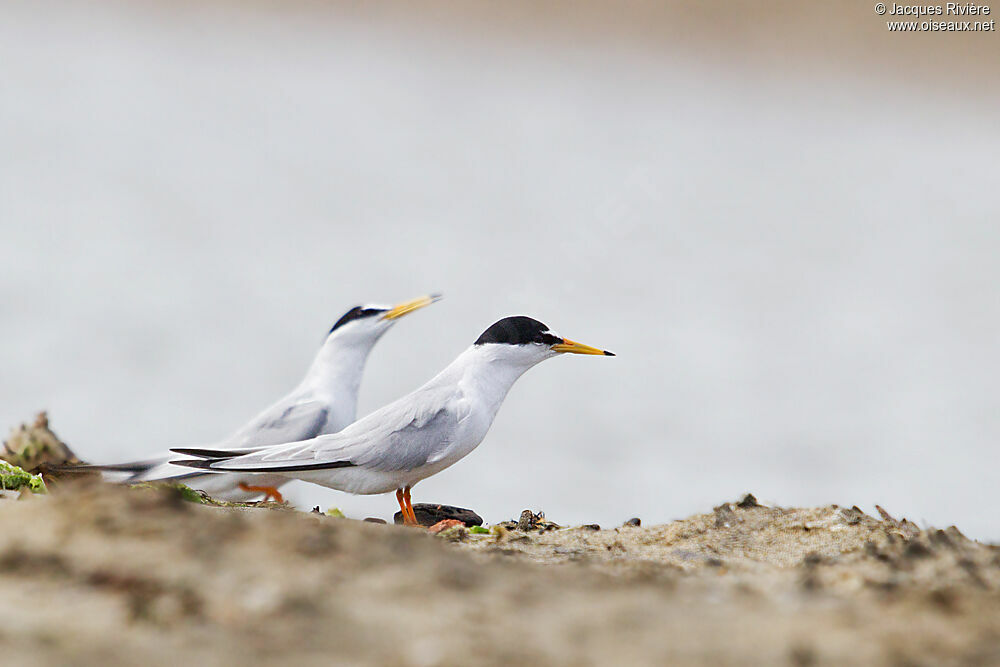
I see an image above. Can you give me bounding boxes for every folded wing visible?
[171,385,465,474]
[226,397,331,448]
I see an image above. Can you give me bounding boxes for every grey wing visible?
[193,386,464,473]
[226,397,330,449]
[349,406,459,472]
[102,397,329,483]
[319,384,466,471]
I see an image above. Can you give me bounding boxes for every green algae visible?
[0,460,47,494]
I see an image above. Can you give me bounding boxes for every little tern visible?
[85,294,441,502]
[171,315,614,523]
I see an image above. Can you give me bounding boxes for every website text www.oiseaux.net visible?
[875,2,996,30]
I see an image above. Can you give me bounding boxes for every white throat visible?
[297,331,385,428]
[431,343,555,420]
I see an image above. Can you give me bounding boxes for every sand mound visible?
[0,484,997,665]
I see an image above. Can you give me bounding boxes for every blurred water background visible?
[2,0,998,538]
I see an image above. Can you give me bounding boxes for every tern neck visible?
[297,333,382,425]
[438,344,550,414]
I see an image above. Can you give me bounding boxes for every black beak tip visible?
[604,350,615,357]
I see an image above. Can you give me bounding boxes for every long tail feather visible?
[169,447,261,459]
[45,461,158,474]
[168,458,221,470]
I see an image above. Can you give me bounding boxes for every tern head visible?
[473,316,614,366]
[326,294,441,347]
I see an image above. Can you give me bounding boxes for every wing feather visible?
[179,384,463,474]
[226,398,330,448]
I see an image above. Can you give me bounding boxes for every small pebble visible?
[428,519,465,534]
[581,524,601,531]
[363,517,387,524]
[430,520,468,541]
[624,517,641,527]
[394,503,483,527]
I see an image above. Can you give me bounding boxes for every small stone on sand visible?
[393,503,482,527]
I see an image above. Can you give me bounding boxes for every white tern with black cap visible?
[171,315,614,523]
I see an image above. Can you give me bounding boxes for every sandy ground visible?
[1,482,997,666]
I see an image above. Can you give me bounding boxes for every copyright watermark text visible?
[875,2,996,30]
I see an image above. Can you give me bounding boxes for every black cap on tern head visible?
[475,316,563,346]
[328,306,385,335]
[326,294,441,338]
[475,315,616,356]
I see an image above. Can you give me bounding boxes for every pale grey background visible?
[2,1,997,538]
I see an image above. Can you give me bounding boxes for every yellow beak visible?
[381,294,442,320]
[551,337,615,356]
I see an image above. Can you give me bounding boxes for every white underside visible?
[288,457,460,495]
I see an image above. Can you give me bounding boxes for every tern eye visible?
[537,332,562,346]
[329,307,385,334]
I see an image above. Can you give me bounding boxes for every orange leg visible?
[238,482,284,503]
[403,486,418,526]
[396,488,416,525]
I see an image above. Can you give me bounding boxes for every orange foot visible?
[238,482,284,503]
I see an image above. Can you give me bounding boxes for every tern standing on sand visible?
[172,316,614,522]
[91,295,441,501]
